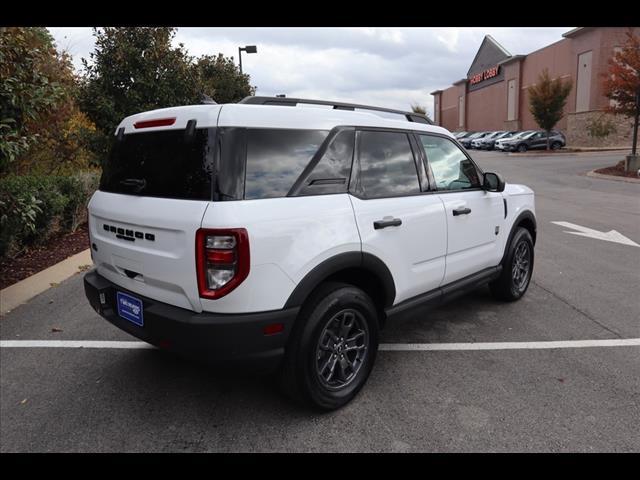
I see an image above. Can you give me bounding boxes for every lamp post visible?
[238,45,257,74]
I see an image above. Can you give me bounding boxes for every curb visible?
[507,149,631,157]
[0,249,92,316]
[586,170,640,184]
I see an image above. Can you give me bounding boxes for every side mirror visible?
[483,172,505,192]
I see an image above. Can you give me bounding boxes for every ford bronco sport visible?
[84,96,536,410]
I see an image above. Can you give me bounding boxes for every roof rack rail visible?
[238,96,433,125]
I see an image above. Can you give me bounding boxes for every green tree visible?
[410,103,433,122]
[410,103,427,114]
[195,54,255,104]
[79,27,201,142]
[528,69,573,150]
[0,27,67,175]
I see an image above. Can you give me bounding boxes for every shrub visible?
[0,171,99,258]
[586,114,617,140]
[0,192,43,257]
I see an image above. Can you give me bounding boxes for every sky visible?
[48,27,572,118]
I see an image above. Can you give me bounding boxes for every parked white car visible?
[84,97,537,410]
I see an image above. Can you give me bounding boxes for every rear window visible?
[100,128,215,200]
[244,129,329,200]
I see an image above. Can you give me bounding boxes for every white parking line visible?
[0,340,154,349]
[379,338,640,351]
[1,339,639,351]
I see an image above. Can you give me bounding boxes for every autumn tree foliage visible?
[0,27,97,176]
[528,69,573,150]
[0,28,66,174]
[602,29,640,157]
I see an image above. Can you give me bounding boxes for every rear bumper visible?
[84,270,299,372]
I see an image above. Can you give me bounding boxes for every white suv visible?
[84,96,536,410]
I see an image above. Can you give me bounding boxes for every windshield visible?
[507,131,532,140]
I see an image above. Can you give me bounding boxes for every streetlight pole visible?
[238,45,257,75]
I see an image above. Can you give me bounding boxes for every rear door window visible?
[100,128,215,200]
[353,130,421,199]
[244,129,329,200]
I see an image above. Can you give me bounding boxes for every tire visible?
[551,142,562,150]
[490,227,534,302]
[279,282,379,410]
[517,143,528,153]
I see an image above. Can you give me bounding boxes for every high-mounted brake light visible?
[133,117,176,129]
[196,228,250,299]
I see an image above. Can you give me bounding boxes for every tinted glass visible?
[100,128,214,200]
[299,129,354,196]
[420,135,481,191]
[354,131,420,198]
[216,127,246,200]
[244,129,329,200]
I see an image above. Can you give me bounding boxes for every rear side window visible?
[298,129,355,196]
[353,130,421,199]
[216,127,246,201]
[244,129,329,200]
[100,128,214,200]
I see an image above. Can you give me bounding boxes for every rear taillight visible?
[196,228,250,299]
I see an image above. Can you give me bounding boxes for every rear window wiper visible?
[119,178,147,193]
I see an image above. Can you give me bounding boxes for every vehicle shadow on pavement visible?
[91,286,500,417]
[96,345,315,416]
[379,285,501,344]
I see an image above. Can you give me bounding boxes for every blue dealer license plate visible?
[116,292,144,327]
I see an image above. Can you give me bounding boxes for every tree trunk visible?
[632,107,639,157]
[546,130,550,150]
[632,89,640,158]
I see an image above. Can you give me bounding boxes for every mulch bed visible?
[594,160,640,179]
[0,223,90,290]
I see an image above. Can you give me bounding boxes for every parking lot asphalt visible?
[1,150,639,452]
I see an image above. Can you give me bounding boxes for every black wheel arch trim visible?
[283,252,396,309]
[501,210,537,266]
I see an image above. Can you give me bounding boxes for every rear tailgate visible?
[88,106,221,312]
[89,192,209,312]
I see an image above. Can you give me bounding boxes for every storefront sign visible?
[469,65,499,85]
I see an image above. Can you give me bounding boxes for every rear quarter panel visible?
[199,194,361,313]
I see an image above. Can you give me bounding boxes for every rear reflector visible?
[133,117,176,129]
[263,323,284,336]
[205,249,235,264]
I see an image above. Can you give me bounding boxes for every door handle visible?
[452,207,472,216]
[374,218,402,229]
